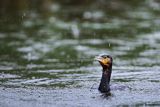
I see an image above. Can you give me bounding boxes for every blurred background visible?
[0,0,160,107]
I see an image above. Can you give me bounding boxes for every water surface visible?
[0,0,160,107]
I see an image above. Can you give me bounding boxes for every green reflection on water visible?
[0,0,160,89]
[1,0,160,106]
[122,44,151,59]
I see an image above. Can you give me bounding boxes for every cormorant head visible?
[95,54,113,69]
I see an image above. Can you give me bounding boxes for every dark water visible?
[0,0,160,107]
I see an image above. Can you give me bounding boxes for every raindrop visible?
[108,43,111,47]
[28,53,32,61]
[71,23,80,39]
[22,13,26,19]
[23,13,26,17]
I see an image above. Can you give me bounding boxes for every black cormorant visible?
[95,54,113,94]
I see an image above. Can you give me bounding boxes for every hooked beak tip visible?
[94,56,102,61]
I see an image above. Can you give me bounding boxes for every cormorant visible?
[95,54,113,94]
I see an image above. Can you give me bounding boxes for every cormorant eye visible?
[102,55,107,59]
[106,55,110,58]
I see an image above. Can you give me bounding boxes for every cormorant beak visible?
[95,56,111,67]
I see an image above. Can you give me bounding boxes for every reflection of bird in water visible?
[95,54,113,95]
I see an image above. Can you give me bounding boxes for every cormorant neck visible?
[98,66,112,93]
